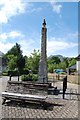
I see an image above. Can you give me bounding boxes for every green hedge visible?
[2,70,8,76]
[7,69,29,76]
[32,74,38,81]
[2,72,8,76]
[8,70,19,76]
[21,74,38,81]
[3,69,29,76]
[20,69,29,75]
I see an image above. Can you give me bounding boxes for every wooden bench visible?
[1,81,49,109]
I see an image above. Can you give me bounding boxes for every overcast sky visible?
[0,0,78,57]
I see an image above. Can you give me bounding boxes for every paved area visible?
[2,99,78,118]
[0,76,79,119]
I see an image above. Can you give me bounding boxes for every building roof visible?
[75,54,80,60]
[0,51,4,56]
[69,64,76,69]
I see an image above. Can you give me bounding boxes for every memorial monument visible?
[38,19,48,83]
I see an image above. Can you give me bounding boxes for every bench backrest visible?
[6,81,49,95]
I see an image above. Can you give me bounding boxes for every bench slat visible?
[1,81,50,110]
[2,92,47,100]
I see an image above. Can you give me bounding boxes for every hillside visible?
[48,55,71,62]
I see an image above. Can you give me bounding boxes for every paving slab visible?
[0,76,79,119]
[1,98,78,118]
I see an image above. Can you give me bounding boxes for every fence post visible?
[18,75,19,81]
[63,76,67,99]
[9,74,11,81]
[43,77,45,84]
[58,74,59,80]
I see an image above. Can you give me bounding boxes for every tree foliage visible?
[3,43,76,74]
[47,56,76,73]
[6,43,22,57]
[7,55,17,70]
[4,43,25,73]
[25,49,40,74]
[48,56,61,64]
[68,58,76,67]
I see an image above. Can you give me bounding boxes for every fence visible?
[48,73,79,84]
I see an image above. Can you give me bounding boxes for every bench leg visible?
[2,99,6,105]
[42,101,48,110]
[20,100,26,106]
[43,105,47,110]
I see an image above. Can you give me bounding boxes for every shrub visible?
[21,74,38,81]
[21,69,29,75]
[32,74,38,81]
[2,70,8,76]
[21,74,32,81]
[2,72,8,76]
[8,70,19,76]
[32,70,38,74]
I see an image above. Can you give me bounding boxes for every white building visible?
[0,56,2,74]
[0,51,7,74]
[76,55,80,72]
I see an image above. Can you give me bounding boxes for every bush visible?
[32,70,38,74]
[2,72,8,76]
[21,74,38,81]
[8,70,19,76]
[32,74,38,81]
[21,74,32,81]
[20,69,29,75]
[2,70,8,76]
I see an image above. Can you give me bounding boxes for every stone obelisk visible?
[38,19,48,83]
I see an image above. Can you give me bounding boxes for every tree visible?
[7,55,17,70]
[59,61,67,70]
[63,58,69,68]
[68,58,76,67]
[47,56,61,73]
[4,43,25,72]
[57,57,69,70]
[17,55,25,72]
[25,49,40,74]
[48,56,61,65]
[6,43,22,57]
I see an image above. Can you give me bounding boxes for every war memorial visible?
[0,19,79,119]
